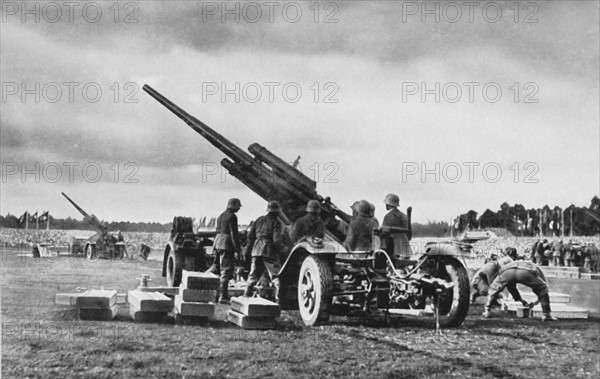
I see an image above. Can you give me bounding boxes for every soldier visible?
[552,238,564,267]
[530,239,540,263]
[470,260,503,304]
[368,202,380,227]
[535,239,549,266]
[583,242,599,272]
[380,194,411,259]
[483,259,558,321]
[209,198,242,304]
[292,200,325,243]
[244,200,284,302]
[344,200,377,251]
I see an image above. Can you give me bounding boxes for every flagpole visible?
[560,208,564,237]
[25,211,29,230]
[36,213,39,230]
[47,211,50,231]
[570,208,574,237]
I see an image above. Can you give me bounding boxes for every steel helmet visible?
[227,198,242,209]
[306,200,321,213]
[368,202,375,217]
[384,194,400,208]
[356,200,371,216]
[267,200,282,213]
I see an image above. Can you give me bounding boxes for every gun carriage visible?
[144,85,471,327]
[61,193,128,260]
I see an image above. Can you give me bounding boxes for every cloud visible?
[1,1,598,223]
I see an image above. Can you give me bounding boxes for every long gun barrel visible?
[143,85,351,240]
[61,192,107,234]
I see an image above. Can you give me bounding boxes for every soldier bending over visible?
[483,259,558,321]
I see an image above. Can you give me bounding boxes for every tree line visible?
[2,196,598,237]
[455,196,600,236]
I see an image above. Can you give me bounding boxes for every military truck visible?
[144,85,471,328]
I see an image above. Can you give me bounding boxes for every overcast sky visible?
[1,1,598,224]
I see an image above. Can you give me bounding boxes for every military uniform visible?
[535,240,549,266]
[381,208,411,259]
[344,214,377,251]
[244,213,283,301]
[485,261,556,320]
[470,261,500,302]
[292,213,325,243]
[209,208,242,302]
[552,240,563,267]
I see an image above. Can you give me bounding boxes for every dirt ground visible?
[1,249,599,378]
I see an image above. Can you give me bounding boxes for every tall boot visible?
[218,280,229,304]
[540,294,557,321]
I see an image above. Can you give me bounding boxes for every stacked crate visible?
[128,290,173,323]
[227,296,280,329]
[76,290,118,321]
[173,270,218,324]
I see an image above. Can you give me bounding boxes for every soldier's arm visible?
[344,225,356,251]
[485,275,507,310]
[291,219,302,242]
[230,214,242,254]
[245,219,257,256]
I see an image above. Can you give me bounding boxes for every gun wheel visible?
[166,250,183,287]
[298,255,333,326]
[85,245,96,260]
[432,257,470,328]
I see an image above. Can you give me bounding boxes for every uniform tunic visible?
[471,261,500,296]
[344,215,377,251]
[244,213,283,299]
[381,208,412,258]
[292,213,325,243]
[487,261,549,306]
[210,209,241,283]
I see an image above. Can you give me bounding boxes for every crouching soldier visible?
[483,259,558,321]
[244,200,283,302]
[470,260,503,304]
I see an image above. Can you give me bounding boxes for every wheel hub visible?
[301,271,315,313]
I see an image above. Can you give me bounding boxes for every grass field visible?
[1,249,599,378]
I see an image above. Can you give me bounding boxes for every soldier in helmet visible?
[244,200,284,302]
[483,258,558,321]
[208,198,242,304]
[381,193,411,259]
[292,200,325,243]
[368,202,380,227]
[344,200,377,251]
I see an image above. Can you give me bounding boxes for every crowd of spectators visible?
[470,236,600,273]
[0,228,170,256]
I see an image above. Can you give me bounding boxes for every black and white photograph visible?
[1,1,599,377]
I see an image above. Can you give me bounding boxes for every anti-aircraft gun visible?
[61,192,127,260]
[144,85,471,327]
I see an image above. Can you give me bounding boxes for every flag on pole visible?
[18,211,28,225]
[30,211,38,222]
[39,211,49,222]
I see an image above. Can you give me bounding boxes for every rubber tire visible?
[166,250,183,287]
[116,246,126,260]
[435,257,470,328]
[298,255,333,326]
[85,245,96,260]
